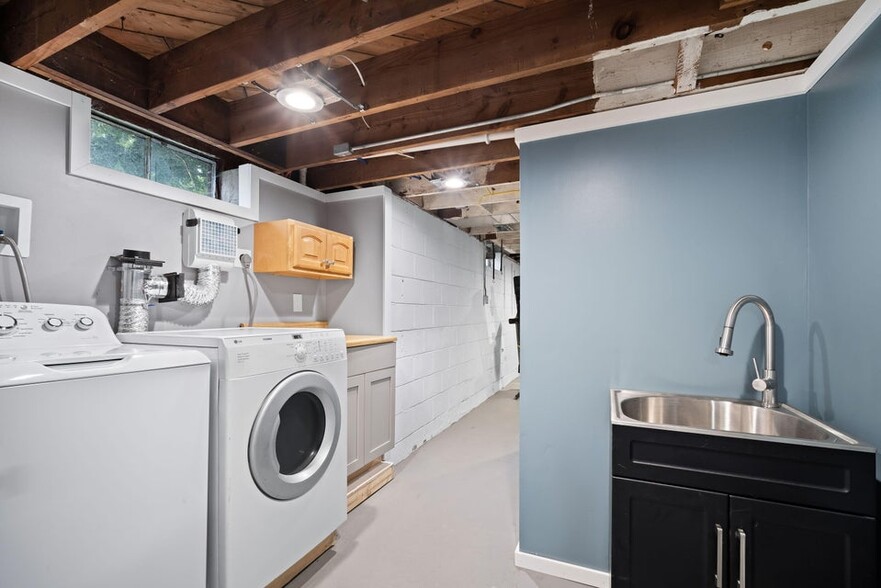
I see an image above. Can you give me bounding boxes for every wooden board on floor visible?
[347,460,395,513]
[265,532,336,588]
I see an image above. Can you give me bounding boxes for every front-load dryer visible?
[120,327,347,588]
[0,303,211,588]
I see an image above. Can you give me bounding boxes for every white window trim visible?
[68,94,259,221]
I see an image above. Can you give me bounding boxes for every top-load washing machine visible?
[0,303,211,588]
[120,327,347,588]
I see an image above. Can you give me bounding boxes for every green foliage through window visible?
[90,115,216,198]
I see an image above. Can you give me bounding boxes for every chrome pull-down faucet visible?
[715,295,778,408]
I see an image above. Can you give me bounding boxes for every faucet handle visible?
[752,357,761,380]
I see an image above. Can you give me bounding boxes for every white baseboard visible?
[514,543,611,588]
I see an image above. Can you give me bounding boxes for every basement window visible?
[67,93,259,220]
[90,115,217,198]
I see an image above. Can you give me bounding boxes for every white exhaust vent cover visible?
[183,208,239,268]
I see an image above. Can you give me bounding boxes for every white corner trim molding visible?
[323,185,390,203]
[516,0,881,146]
[239,163,325,204]
[0,61,71,107]
[514,543,611,588]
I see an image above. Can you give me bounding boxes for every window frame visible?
[68,94,259,221]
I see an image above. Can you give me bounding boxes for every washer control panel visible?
[0,303,116,353]
[223,329,346,379]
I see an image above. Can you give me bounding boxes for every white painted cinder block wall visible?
[385,196,520,463]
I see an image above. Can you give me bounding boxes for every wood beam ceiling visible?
[307,140,520,190]
[0,0,144,68]
[283,63,596,170]
[226,0,810,147]
[147,0,498,113]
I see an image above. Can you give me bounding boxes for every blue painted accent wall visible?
[807,16,881,470]
[519,98,809,570]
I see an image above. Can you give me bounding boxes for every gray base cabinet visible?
[347,342,395,475]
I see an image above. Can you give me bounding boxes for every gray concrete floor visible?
[286,379,583,588]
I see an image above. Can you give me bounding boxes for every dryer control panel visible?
[222,329,346,379]
[0,303,116,353]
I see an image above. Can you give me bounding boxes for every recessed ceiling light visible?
[443,176,467,190]
[275,86,325,113]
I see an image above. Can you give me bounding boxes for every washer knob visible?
[0,314,18,335]
[76,317,95,331]
[44,317,64,331]
[294,343,307,361]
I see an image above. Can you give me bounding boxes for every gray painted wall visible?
[807,17,881,470]
[325,190,386,335]
[519,97,809,570]
[0,82,325,329]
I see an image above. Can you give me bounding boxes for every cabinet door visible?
[326,231,354,276]
[729,497,876,588]
[290,223,327,272]
[612,478,728,588]
[346,375,365,475]
[363,367,395,462]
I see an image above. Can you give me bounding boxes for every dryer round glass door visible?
[248,371,341,500]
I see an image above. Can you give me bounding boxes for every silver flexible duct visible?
[0,234,31,302]
[118,266,168,333]
[183,265,221,306]
[118,302,149,333]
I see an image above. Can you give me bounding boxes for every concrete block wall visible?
[385,196,520,463]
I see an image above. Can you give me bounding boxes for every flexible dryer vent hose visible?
[183,265,221,306]
[118,302,149,333]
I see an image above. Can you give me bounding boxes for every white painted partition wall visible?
[386,196,520,463]
[324,187,520,464]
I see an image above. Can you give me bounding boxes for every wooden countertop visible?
[344,335,397,348]
[249,322,396,349]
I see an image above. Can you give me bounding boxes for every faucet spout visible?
[715,295,778,408]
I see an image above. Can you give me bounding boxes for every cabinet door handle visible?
[715,524,724,588]
[737,528,747,588]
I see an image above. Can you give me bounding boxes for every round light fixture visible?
[275,86,325,113]
[443,176,467,190]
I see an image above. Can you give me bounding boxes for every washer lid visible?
[0,346,208,386]
[249,370,342,501]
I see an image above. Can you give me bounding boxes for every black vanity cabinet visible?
[611,425,877,588]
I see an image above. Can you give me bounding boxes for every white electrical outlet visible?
[292,293,303,313]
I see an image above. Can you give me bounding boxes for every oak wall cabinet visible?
[254,218,353,279]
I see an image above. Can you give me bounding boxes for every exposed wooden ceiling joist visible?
[0,0,144,68]
[422,183,520,210]
[147,0,498,113]
[283,64,597,170]
[227,0,813,147]
[307,140,519,190]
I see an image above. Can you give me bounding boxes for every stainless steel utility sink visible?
[611,389,872,451]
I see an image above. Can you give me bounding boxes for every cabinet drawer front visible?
[291,224,327,272]
[347,342,395,375]
[729,497,876,588]
[613,425,876,516]
[326,232,353,276]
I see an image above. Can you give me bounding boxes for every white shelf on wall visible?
[0,193,32,258]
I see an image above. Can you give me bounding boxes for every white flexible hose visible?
[183,265,221,306]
